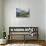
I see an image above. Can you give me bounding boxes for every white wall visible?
[0,0,3,38]
[0,0,2,27]
[45,0,46,40]
[4,0,45,40]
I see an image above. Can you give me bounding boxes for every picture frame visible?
[16,8,30,17]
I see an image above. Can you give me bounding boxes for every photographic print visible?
[16,8,30,17]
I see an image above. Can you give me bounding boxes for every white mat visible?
[6,44,42,46]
